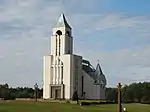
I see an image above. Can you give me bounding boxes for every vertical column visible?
[61,85,64,99]
[56,36,57,56]
[59,36,61,56]
[57,36,59,56]
[62,36,65,55]
[117,83,122,112]
[52,58,55,84]
[56,65,59,84]
[61,66,63,84]
[53,65,56,84]
[55,65,58,84]
[60,37,62,55]
[59,66,62,84]
[50,67,53,84]
[58,66,60,84]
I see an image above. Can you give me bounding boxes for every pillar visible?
[117,83,122,112]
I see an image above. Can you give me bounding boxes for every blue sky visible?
[0,0,150,88]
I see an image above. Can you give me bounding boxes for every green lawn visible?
[0,101,150,112]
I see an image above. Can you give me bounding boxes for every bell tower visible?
[43,13,82,100]
[50,14,73,56]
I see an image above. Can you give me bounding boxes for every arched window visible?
[55,30,62,56]
[66,31,70,36]
[56,30,62,36]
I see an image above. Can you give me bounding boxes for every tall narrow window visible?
[56,37,57,56]
[82,76,84,96]
[59,37,61,55]
[56,30,62,56]
[61,66,63,84]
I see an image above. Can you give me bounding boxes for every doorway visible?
[55,89,61,99]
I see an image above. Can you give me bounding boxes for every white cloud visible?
[0,0,63,87]
[71,13,150,35]
[84,45,150,86]
[0,0,150,87]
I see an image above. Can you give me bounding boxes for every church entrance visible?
[50,84,64,99]
[55,89,61,99]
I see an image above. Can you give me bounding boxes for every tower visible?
[43,14,82,100]
[51,13,73,56]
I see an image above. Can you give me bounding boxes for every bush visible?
[80,102,91,106]
[65,100,70,104]
[72,91,79,101]
[80,101,116,106]
[141,100,150,104]
[123,100,133,103]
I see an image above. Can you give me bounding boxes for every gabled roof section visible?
[55,13,71,29]
[82,59,107,86]
[94,62,105,85]
[95,63,103,75]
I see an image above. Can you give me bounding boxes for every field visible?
[0,100,150,112]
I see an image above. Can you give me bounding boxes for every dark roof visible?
[55,13,71,29]
[82,60,107,86]
[95,63,103,76]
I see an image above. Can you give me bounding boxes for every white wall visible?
[51,27,73,55]
[59,54,82,99]
[59,55,71,99]
[43,55,52,99]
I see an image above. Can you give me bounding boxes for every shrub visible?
[72,91,79,101]
[80,102,91,106]
[123,100,133,104]
[141,100,150,104]
[65,100,70,104]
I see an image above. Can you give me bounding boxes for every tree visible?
[72,90,79,104]
[106,88,117,102]
[106,82,150,104]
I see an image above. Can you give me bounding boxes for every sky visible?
[0,0,150,88]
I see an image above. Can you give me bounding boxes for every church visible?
[43,14,107,100]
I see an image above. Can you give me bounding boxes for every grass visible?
[0,100,150,112]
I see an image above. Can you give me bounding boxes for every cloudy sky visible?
[0,0,150,88]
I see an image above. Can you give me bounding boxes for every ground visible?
[0,100,150,112]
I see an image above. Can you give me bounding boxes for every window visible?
[56,30,62,36]
[66,31,70,36]
[55,31,61,56]
[58,38,61,55]
[56,38,58,56]
[68,50,70,54]
[81,76,84,96]
[61,66,63,84]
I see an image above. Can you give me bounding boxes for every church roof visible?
[82,60,107,86]
[55,13,71,29]
[94,62,107,86]
[95,63,103,76]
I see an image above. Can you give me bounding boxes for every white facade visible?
[43,14,107,100]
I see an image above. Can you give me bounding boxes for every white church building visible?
[43,14,107,100]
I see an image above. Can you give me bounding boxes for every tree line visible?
[106,82,150,104]
[0,84,43,100]
[0,82,150,104]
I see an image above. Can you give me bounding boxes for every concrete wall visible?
[51,27,73,56]
[59,55,71,99]
[83,70,106,100]
[72,55,82,99]
[59,54,82,99]
[43,54,106,100]
[43,55,52,99]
